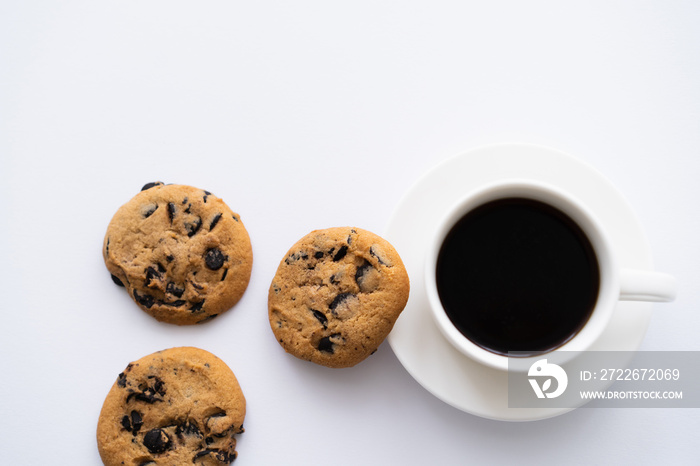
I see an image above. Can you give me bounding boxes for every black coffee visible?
[436,198,600,357]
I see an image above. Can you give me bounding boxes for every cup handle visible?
[619,268,677,303]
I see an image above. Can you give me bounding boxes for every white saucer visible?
[385,143,654,421]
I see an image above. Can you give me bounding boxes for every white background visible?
[1,1,699,465]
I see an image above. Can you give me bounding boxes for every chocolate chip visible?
[167,202,176,222]
[185,217,202,237]
[311,309,328,328]
[143,204,159,218]
[355,260,371,283]
[111,274,125,287]
[117,372,127,388]
[176,419,201,438]
[166,255,175,262]
[126,390,158,404]
[141,182,163,191]
[121,415,132,432]
[151,376,166,395]
[144,266,162,287]
[190,301,205,312]
[329,293,354,312]
[126,377,165,404]
[182,197,188,204]
[314,251,324,259]
[332,245,348,261]
[202,190,211,203]
[143,428,171,454]
[318,334,340,353]
[220,268,228,281]
[205,248,226,270]
[166,282,185,298]
[130,410,143,435]
[193,449,236,463]
[369,246,391,266]
[133,290,155,309]
[189,279,204,291]
[355,260,380,293]
[163,299,186,307]
[209,213,222,231]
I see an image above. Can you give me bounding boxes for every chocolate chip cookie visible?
[103,182,253,325]
[268,227,410,368]
[96,347,246,465]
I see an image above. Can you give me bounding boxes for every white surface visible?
[1,1,699,464]
[386,143,656,418]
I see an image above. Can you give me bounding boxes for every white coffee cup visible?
[424,179,676,372]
